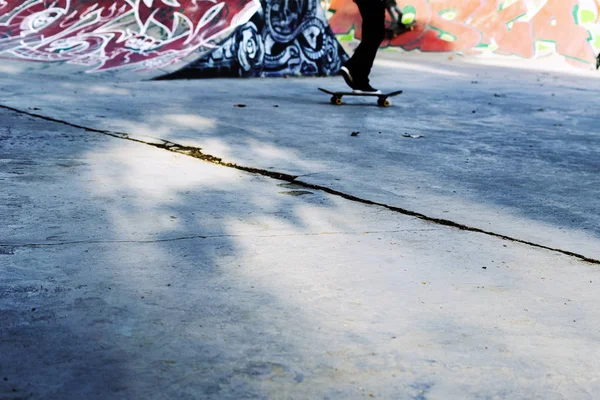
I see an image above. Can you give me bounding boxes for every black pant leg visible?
[347,0,385,84]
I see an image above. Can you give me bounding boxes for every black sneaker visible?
[340,66,356,90]
[353,82,381,94]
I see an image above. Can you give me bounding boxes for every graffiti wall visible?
[0,0,346,76]
[327,0,600,69]
[2,0,597,74]
[0,0,260,72]
[172,0,347,78]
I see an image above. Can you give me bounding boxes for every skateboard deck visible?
[318,88,403,107]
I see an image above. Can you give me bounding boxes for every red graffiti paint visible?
[328,0,362,37]
[0,0,258,71]
[385,0,456,51]
[328,0,599,67]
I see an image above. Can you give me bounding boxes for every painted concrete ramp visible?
[0,0,347,79]
[0,0,261,78]
[2,1,599,79]
[165,0,348,78]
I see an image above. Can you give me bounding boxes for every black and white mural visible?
[166,0,347,78]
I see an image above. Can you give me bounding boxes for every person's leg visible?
[342,0,385,90]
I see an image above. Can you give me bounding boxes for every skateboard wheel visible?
[333,96,343,105]
[378,98,391,107]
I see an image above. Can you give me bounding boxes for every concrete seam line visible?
[1,104,598,265]
[0,229,438,247]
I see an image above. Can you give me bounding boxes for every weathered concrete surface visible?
[1,96,600,398]
[0,53,599,261]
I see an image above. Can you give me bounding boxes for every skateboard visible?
[318,88,403,107]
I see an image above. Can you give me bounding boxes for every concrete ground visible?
[1,53,599,399]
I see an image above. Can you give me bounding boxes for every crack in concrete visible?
[0,229,437,248]
[1,104,599,265]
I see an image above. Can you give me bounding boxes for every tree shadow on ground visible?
[0,108,342,399]
[1,62,600,398]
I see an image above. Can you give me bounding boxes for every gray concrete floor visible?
[1,54,599,399]
[1,53,599,259]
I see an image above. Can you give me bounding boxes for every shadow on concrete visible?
[1,55,599,260]
[0,108,340,399]
[1,97,600,398]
